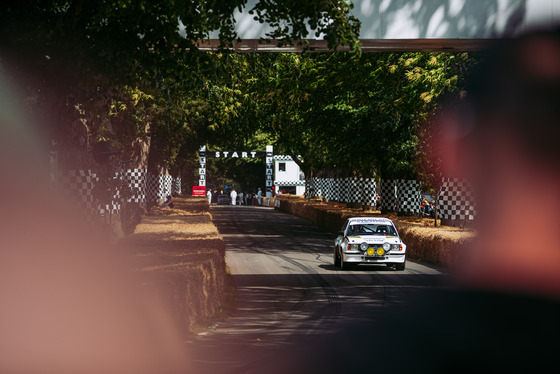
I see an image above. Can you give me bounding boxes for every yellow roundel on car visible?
[367,247,375,256]
[376,248,385,256]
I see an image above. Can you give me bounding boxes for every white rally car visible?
[334,217,407,271]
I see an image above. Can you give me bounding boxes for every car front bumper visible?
[342,251,406,264]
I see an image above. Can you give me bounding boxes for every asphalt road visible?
[187,205,448,374]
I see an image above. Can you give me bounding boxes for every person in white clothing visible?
[230,189,237,206]
[257,188,262,206]
[207,189,212,204]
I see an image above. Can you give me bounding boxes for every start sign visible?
[192,186,206,196]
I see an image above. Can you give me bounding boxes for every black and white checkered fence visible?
[310,178,328,199]
[306,176,477,221]
[333,178,341,201]
[122,169,148,203]
[172,177,182,195]
[53,170,181,220]
[274,180,305,188]
[397,179,422,214]
[342,178,355,203]
[146,173,173,202]
[360,178,377,205]
[308,177,377,205]
[380,179,397,211]
[361,178,377,206]
[438,178,476,221]
[55,169,97,218]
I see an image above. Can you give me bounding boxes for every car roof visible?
[347,217,394,225]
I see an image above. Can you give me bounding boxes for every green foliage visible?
[0,0,360,175]
[1,1,476,188]
[226,51,477,181]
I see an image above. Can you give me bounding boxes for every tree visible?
[238,51,476,184]
[0,0,361,170]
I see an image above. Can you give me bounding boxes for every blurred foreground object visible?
[377,25,560,374]
[278,25,560,374]
[0,68,189,373]
[435,26,560,295]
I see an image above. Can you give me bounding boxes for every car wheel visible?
[333,247,341,267]
[394,262,406,271]
[340,257,350,270]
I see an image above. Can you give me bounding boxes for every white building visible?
[273,155,305,196]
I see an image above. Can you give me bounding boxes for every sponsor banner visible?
[192,186,206,196]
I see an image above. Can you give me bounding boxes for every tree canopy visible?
[0,0,359,160]
[204,52,475,181]
[1,1,476,191]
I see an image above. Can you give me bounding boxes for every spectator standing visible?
[207,189,212,204]
[230,189,237,206]
[257,188,262,206]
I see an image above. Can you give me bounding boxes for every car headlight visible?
[391,244,403,251]
[360,242,369,251]
[383,243,391,251]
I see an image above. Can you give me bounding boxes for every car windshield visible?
[347,224,397,236]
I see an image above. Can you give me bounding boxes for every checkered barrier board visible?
[54,170,181,220]
[55,169,97,219]
[438,178,476,221]
[122,169,148,203]
[308,177,377,205]
[56,170,125,216]
[380,180,396,211]
[172,177,182,195]
[309,178,329,199]
[308,177,476,220]
[397,180,422,214]
[274,180,306,187]
[360,178,377,206]
[146,174,173,202]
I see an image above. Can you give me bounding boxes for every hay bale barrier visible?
[275,195,476,268]
[116,194,474,338]
[118,195,229,337]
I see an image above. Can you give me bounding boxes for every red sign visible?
[192,186,206,196]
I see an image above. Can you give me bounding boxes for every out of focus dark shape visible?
[0,68,190,373]
[277,26,560,374]
[381,25,560,374]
